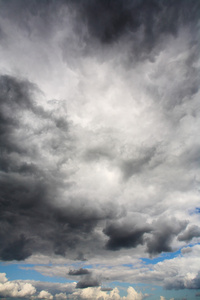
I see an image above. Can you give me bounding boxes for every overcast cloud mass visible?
[0,0,200,299]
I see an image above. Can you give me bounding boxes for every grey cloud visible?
[0,75,122,261]
[164,278,185,290]
[0,0,60,40]
[165,272,200,290]
[178,225,200,242]
[68,268,91,276]
[76,275,100,289]
[145,218,187,255]
[103,217,187,254]
[192,273,200,289]
[196,292,200,297]
[0,234,32,261]
[103,219,151,251]
[0,76,35,154]
[83,146,113,162]
[76,0,190,48]
[101,287,113,292]
[1,0,199,65]
[119,147,156,180]
[149,50,199,118]
[0,0,199,295]
[71,0,200,60]
[0,75,68,162]
[74,252,87,262]
[0,25,6,40]
[0,275,76,298]
[181,247,193,255]
[28,280,76,296]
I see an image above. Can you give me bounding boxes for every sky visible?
[0,0,200,299]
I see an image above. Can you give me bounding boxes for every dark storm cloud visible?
[178,225,200,242]
[76,275,100,289]
[0,75,121,261]
[103,217,187,253]
[145,218,187,255]
[68,268,91,276]
[0,234,32,261]
[72,0,200,59]
[103,220,151,251]
[1,0,199,64]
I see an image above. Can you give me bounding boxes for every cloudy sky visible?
[0,0,200,299]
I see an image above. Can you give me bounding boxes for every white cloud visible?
[72,286,144,300]
[0,274,146,300]
[0,273,7,284]
[55,292,68,299]
[125,287,143,300]
[0,274,36,298]
[38,290,53,299]
[0,273,78,299]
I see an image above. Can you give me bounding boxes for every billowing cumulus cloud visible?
[38,290,53,300]
[0,272,147,299]
[0,273,36,298]
[72,286,144,300]
[55,293,68,300]
[0,0,200,298]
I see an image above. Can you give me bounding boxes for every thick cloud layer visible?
[0,75,118,260]
[0,0,200,296]
[73,0,199,47]
[0,73,195,261]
